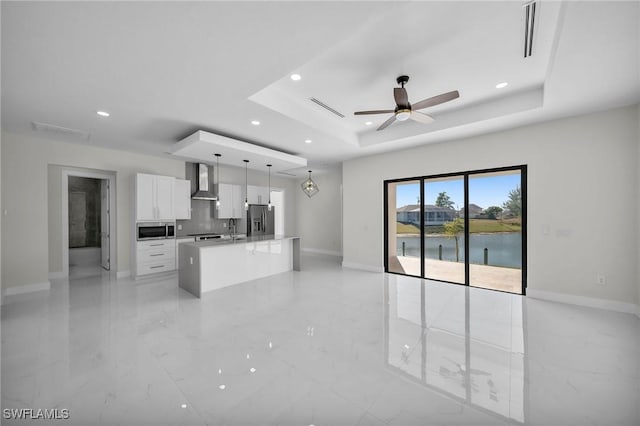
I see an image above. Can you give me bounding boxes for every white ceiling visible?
[2,1,639,177]
[171,130,308,173]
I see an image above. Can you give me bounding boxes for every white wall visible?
[343,105,639,306]
[1,131,184,291]
[295,165,343,256]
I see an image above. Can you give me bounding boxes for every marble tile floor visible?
[1,255,639,425]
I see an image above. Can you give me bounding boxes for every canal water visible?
[397,232,522,268]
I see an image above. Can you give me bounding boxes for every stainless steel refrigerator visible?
[247,204,275,236]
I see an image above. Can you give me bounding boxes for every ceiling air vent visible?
[523,1,537,58]
[31,121,90,141]
[309,97,345,118]
[277,171,297,177]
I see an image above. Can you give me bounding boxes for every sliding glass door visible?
[468,170,523,294]
[423,176,465,284]
[384,166,526,295]
[386,179,421,276]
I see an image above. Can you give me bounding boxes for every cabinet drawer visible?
[137,261,175,276]
[137,239,174,251]
[138,248,175,263]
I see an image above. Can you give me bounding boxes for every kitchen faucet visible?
[228,218,236,239]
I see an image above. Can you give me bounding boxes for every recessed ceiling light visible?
[290,74,301,81]
[495,82,509,89]
[365,121,373,126]
[304,139,312,144]
[96,111,110,117]
[219,384,226,390]
[251,120,260,126]
[181,404,187,409]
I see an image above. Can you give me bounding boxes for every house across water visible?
[397,204,460,226]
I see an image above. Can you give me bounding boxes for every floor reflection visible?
[385,274,526,423]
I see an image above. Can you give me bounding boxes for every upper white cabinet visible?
[135,173,175,221]
[174,179,191,220]
[247,185,270,205]
[215,183,243,219]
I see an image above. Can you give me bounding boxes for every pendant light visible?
[301,170,319,198]
[214,153,221,210]
[243,159,249,211]
[267,164,272,211]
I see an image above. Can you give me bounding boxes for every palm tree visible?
[436,191,454,209]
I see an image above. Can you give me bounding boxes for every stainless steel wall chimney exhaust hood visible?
[191,163,218,200]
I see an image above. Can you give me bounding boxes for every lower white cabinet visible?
[136,239,176,277]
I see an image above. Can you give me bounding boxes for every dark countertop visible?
[183,235,298,248]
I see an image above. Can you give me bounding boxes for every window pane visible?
[388,180,421,276]
[468,170,522,294]
[423,176,465,284]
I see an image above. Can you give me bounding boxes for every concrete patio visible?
[390,256,522,294]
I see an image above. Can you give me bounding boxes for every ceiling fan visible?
[354,75,459,131]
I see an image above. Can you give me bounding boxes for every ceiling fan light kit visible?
[354,75,459,131]
[395,110,411,121]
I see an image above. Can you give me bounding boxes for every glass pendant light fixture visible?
[267,164,272,211]
[214,153,221,210]
[243,160,249,211]
[301,170,319,198]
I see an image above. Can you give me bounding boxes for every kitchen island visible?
[178,235,300,298]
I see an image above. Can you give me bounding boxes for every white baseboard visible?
[302,248,342,257]
[341,261,384,273]
[117,270,131,279]
[4,281,51,297]
[527,289,639,316]
[48,271,67,280]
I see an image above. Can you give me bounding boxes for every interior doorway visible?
[62,169,116,278]
[68,176,107,276]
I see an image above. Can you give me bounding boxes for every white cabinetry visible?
[174,179,191,220]
[136,173,175,221]
[136,239,176,276]
[215,183,243,219]
[247,185,270,205]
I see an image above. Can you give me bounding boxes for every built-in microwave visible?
[137,222,175,241]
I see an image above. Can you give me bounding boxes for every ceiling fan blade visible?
[410,111,434,124]
[394,87,409,108]
[412,90,460,111]
[377,115,396,131]
[354,109,395,115]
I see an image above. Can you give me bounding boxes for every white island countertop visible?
[178,235,301,298]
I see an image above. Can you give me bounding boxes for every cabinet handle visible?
[149,243,163,247]
[150,265,164,269]
[150,253,164,257]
